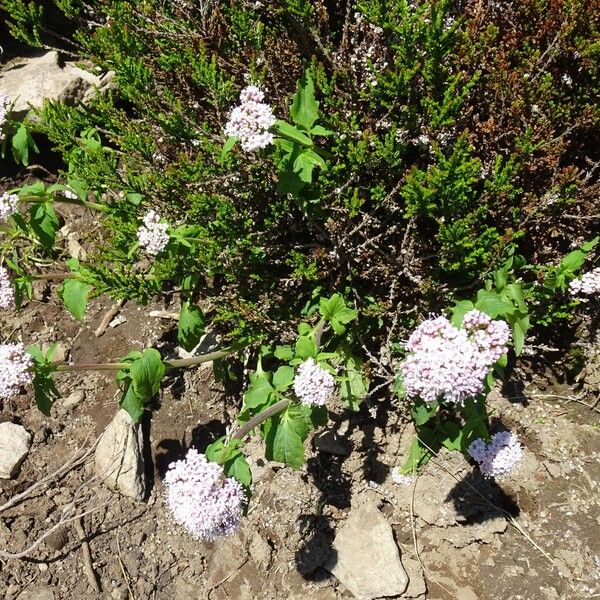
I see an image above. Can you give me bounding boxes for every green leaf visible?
[559,249,586,273]
[319,294,357,334]
[177,301,205,351]
[265,404,310,469]
[273,365,294,391]
[59,278,92,322]
[29,202,59,251]
[32,371,60,416]
[439,422,463,451]
[394,371,407,400]
[295,335,318,360]
[243,372,275,409]
[290,70,319,130]
[274,120,313,146]
[450,300,475,326]
[411,399,438,426]
[399,428,438,475]
[310,125,334,136]
[511,313,529,356]
[224,452,253,491]
[120,349,166,421]
[474,290,516,318]
[11,123,37,166]
[127,193,143,205]
[221,136,237,159]
[339,355,368,411]
[274,345,294,361]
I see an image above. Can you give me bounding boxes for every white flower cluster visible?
[136,210,170,255]
[467,431,523,478]
[164,449,245,541]
[0,192,19,223]
[569,267,600,298]
[0,267,14,309]
[0,342,34,400]
[224,85,275,151]
[293,357,336,407]
[400,310,510,405]
[0,95,11,143]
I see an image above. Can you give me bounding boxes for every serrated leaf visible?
[32,371,60,416]
[319,294,357,326]
[273,365,294,391]
[450,299,475,326]
[274,345,294,361]
[290,70,319,130]
[178,301,205,351]
[295,335,318,360]
[59,278,92,322]
[411,400,438,426]
[244,373,275,409]
[265,404,310,469]
[339,355,368,411]
[474,290,516,318]
[29,202,59,251]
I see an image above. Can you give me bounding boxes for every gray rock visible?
[402,557,427,598]
[17,587,56,600]
[94,409,146,501]
[0,51,115,120]
[0,422,32,479]
[325,502,408,599]
[61,390,86,411]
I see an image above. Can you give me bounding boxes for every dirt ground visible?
[0,281,599,600]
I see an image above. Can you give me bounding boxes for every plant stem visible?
[231,399,291,440]
[30,272,74,281]
[53,344,246,373]
[18,194,108,212]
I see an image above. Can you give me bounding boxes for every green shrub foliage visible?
[1,0,598,345]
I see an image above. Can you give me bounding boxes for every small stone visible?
[0,422,32,479]
[61,390,86,411]
[44,526,69,551]
[325,502,408,599]
[17,587,55,600]
[94,409,146,501]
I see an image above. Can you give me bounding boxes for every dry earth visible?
[0,286,599,600]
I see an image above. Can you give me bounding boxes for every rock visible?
[325,502,408,599]
[94,409,146,501]
[17,588,56,600]
[0,51,115,120]
[313,429,352,456]
[402,557,427,598]
[0,422,32,478]
[61,390,86,411]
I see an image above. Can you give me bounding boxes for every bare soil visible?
[1,288,599,600]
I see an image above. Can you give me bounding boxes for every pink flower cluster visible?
[224,85,276,152]
[400,310,510,404]
[0,192,19,222]
[467,431,523,478]
[0,342,34,400]
[293,357,336,406]
[0,95,10,143]
[136,210,170,255]
[164,449,245,541]
[0,267,14,309]
[569,267,600,298]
